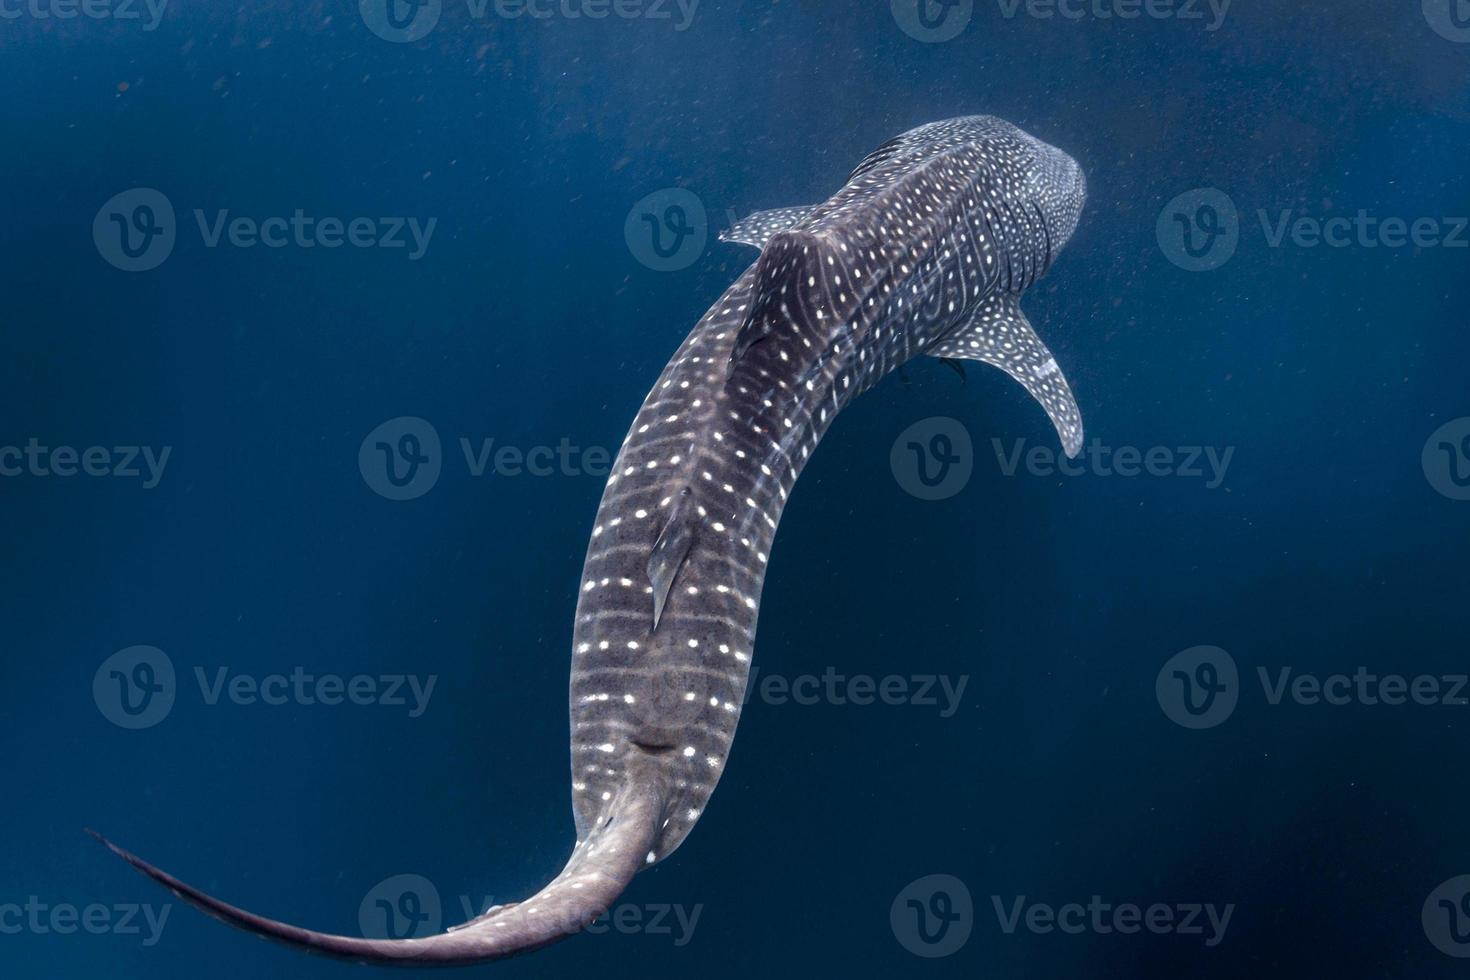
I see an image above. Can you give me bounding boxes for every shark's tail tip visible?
[85,827,126,857]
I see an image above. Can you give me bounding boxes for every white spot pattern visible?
[569,116,1087,863]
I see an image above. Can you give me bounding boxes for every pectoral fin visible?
[928,295,1084,458]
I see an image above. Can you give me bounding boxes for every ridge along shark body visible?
[91,115,1087,965]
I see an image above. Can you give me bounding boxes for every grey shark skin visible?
[90,115,1088,965]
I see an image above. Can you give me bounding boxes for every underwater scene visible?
[3,2,1470,977]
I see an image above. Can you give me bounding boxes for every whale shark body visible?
[92,115,1087,965]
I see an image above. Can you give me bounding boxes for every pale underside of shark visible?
[91,115,1088,965]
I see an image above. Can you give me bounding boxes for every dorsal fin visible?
[718,206,816,250]
[647,488,697,630]
[729,230,836,371]
[847,133,913,182]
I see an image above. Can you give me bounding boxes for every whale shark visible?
[91,114,1087,965]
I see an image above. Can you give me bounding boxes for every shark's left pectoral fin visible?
[718,206,816,250]
[928,296,1084,458]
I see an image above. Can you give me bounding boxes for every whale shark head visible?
[1032,135,1087,252]
[964,113,1087,260]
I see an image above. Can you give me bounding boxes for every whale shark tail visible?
[87,772,664,966]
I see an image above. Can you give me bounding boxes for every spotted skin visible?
[572,116,1086,865]
[90,115,1088,966]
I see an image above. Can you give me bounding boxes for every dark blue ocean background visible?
[4,2,1469,977]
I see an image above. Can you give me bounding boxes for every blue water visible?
[4,2,1470,977]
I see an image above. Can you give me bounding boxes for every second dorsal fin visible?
[647,488,697,630]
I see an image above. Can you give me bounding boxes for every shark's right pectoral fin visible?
[928,295,1084,458]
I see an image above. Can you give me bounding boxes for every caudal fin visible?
[87,779,663,966]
